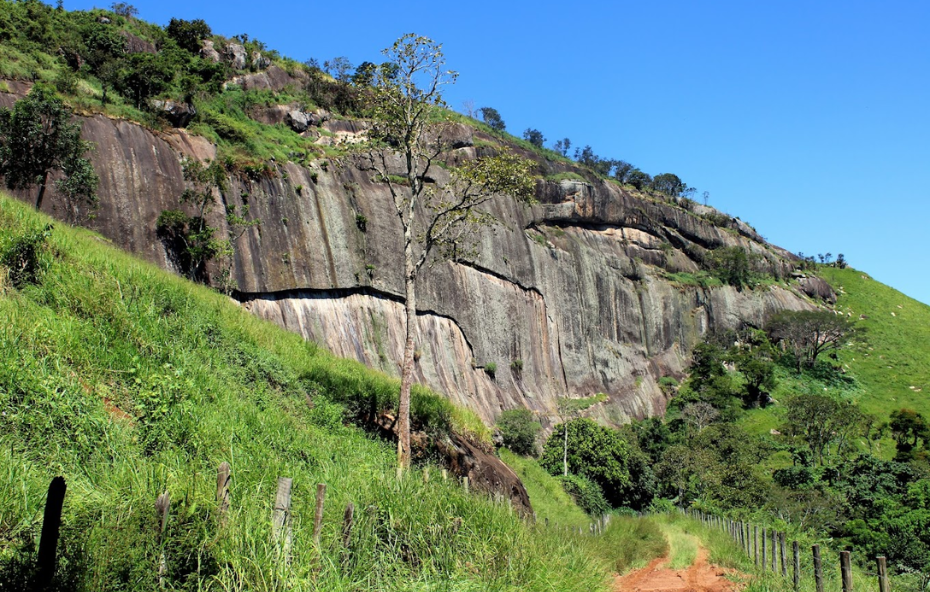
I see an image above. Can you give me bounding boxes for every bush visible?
[165,18,211,54]
[0,223,52,288]
[497,409,540,456]
[540,418,631,507]
[484,362,497,379]
[558,474,610,515]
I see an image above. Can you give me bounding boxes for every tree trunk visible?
[397,264,417,472]
[562,421,569,476]
[35,172,49,210]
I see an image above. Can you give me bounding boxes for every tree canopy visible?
[0,86,98,215]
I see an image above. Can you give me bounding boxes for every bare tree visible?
[681,401,720,433]
[365,34,536,471]
[461,99,476,119]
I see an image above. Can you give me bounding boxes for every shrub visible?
[540,418,631,507]
[497,409,540,456]
[165,18,211,54]
[558,474,610,516]
[484,362,497,379]
[510,358,524,373]
[0,223,52,288]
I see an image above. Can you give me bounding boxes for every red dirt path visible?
[613,547,741,592]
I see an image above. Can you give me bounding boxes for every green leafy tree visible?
[781,393,863,466]
[365,34,536,471]
[766,310,860,372]
[558,474,610,515]
[729,330,778,407]
[0,86,98,214]
[522,128,545,148]
[165,17,212,54]
[552,137,571,156]
[612,160,634,183]
[889,408,930,462]
[625,169,652,190]
[496,408,541,456]
[479,106,506,131]
[119,52,175,108]
[156,159,234,281]
[540,418,631,507]
[652,173,689,197]
[709,246,757,289]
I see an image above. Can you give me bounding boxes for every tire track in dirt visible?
[614,547,741,592]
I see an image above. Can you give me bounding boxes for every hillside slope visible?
[0,194,616,591]
[822,267,930,422]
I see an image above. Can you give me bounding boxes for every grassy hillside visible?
[735,266,930,461]
[820,267,930,418]
[0,194,630,591]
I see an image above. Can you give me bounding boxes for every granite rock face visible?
[2,88,821,430]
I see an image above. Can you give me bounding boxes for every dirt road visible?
[613,547,741,592]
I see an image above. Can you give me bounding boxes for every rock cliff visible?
[1,81,823,430]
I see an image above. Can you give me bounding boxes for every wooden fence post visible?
[813,544,824,592]
[216,462,231,524]
[463,476,469,494]
[36,476,67,589]
[272,477,293,561]
[771,529,777,572]
[877,556,889,592]
[780,532,788,577]
[841,550,853,592]
[342,503,355,548]
[793,541,800,591]
[312,483,327,547]
[156,491,171,586]
[754,525,759,566]
[762,526,769,573]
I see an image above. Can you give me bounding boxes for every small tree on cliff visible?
[0,86,98,216]
[365,34,536,471]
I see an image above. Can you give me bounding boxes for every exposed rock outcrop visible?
[2,88,823,431]
[223,42,247,70]
[152,100,197,128]
[200,39,221,63]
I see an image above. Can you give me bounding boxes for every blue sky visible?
[70,0,930,304]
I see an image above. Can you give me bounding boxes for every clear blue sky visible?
[70,0,930,304]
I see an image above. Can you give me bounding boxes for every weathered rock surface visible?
[152,99,197,128]
[251,51,271,71]
[1,89,823,431]
[200,39,221,63]
[223,42,247,70]
[121,31,156,54]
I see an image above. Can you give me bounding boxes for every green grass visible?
[652,516,698,569]
[0,194,617,591]
[734,266,930,460]
[819,266,930,422]
[657,513,890,592]
[498,449,589,529]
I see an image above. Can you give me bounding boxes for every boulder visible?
[223,43,247,70]
[285,110,311,133]
[152,100,197,128]
[798,276,837,304]
[309,109,331,127]
[251,51,271,71]
[121,31,156,55]
[200,39,221,63]
[97,16,111,24]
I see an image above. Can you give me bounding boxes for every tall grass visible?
[0,194,611,591]
[660,512,909,592]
